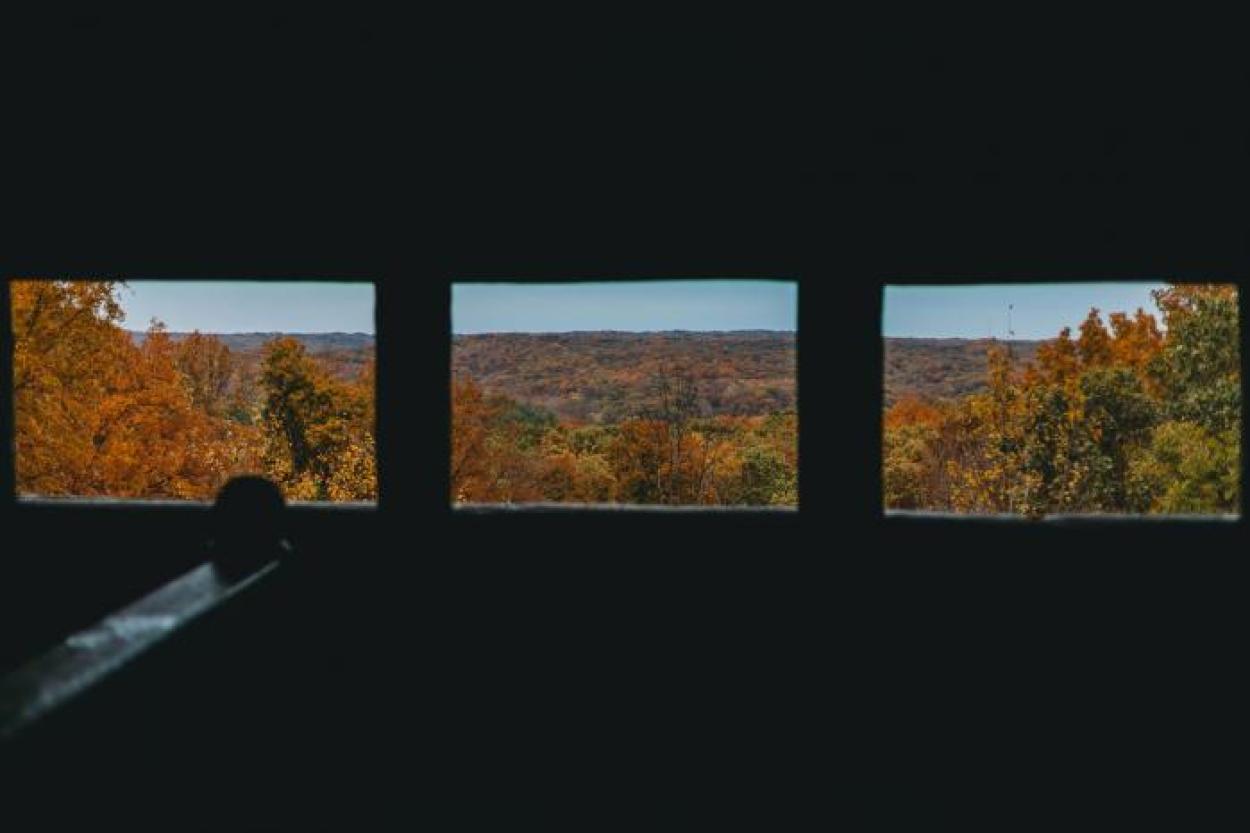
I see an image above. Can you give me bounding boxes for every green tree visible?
[1017,384,1081,516]
[736,444,792,505]
[1130,421,1239,513]
[1149,284,1240,434]
[1075,367,1157,510]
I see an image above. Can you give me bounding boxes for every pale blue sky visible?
[118,281,375,333]
[883,283,1168,340]
[452,280,797,333]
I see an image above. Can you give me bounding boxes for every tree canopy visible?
[883,283,1239,516]
[452,364,797,506]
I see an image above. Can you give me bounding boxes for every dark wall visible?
[2,173,1245,829]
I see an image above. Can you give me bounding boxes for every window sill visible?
[884,509,1239,523]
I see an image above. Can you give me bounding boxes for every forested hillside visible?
[452,331,796,423]
[884,337,1041,406]
[884,285,1239,516]
[12,281,376,501]
[451,331,798,506]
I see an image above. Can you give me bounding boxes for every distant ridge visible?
[453,329,795,337]
[452,330,796,422]
[884,336,1044,407]
[128,331,375,354]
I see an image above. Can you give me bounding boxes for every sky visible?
[117,281,375,333]
[452,280,797,334]
[883,282,1168,340]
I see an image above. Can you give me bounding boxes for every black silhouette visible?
[207,475,292,579]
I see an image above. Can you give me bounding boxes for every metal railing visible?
[0,558,280,742]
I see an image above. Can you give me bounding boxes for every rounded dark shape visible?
[212,475,286,553]
[214,474,285,519]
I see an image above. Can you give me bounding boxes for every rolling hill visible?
[128,331,374,354]
[884,337,1042,407]
[452,330,796,423]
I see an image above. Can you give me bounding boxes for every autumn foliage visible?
[453,331,796,422]
[452,356,798,506]
[11,280,376,501]
[883,284,1239,516]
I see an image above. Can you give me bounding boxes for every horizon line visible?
[126,329,376,335]
[453,328,796,335]
[885,334,1046,341]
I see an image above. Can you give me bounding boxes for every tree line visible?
[883,283,1239,516]
[11,280,376,501]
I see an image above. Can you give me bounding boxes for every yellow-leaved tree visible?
[259,337,376,501]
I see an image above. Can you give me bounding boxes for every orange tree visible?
[11,281,259,499]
